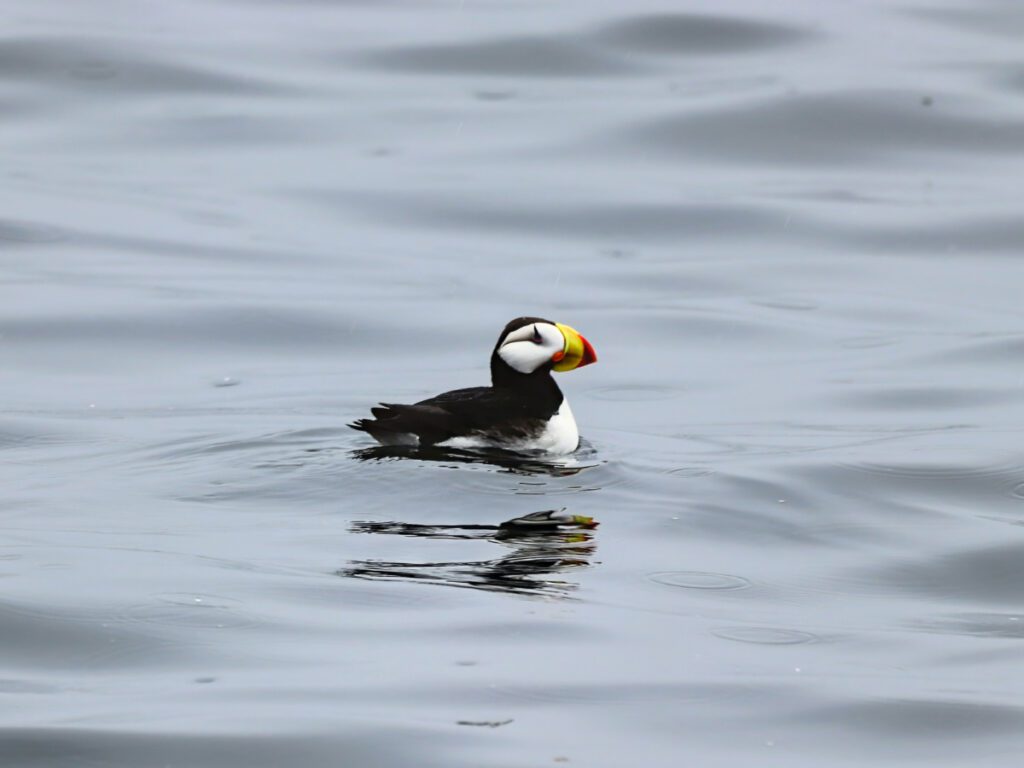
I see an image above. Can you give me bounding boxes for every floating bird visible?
[350,317,596,454]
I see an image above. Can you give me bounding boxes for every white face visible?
[497,321,565,374]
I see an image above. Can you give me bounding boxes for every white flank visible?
[373,432,420,447]
[534,397,580,454]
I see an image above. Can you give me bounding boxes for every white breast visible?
[530,397,580,455]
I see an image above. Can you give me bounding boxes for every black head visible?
[490,316,596,388]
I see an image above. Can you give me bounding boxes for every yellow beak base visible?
[553,323,597,372]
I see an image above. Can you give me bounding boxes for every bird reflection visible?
[339,510,598,598]
[350,444,595,477]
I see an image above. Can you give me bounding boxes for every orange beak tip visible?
[579,335,597,367]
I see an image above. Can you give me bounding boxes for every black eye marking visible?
[532,325,542,343]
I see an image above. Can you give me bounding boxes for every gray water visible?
[3,0,1024,765]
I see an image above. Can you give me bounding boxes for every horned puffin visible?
[349,317,597,455]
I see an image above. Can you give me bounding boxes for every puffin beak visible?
[552,323,598,372]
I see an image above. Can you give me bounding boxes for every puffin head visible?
[494,317,597,376]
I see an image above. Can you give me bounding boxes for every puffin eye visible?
[532,325,542,343]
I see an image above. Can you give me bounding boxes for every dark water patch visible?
[684,498,838,547]
[923,335,1024,365]
[666,73,780,100]
[838,386,1018,411]
[916,612,1024,639]
[811,698,1024,739]
[768,187,889,206]
[680,470,836,546]
[582,264,738,298]
[624,91,1024,164]
[1003,67,1024,95]
[869,541,1024,607]
[357,34,640,78]
[0,94,36,117]
[0,419,78,450]
[594,13,815,55]
[0,307,365,352]
[0,679,60,694]
[490,680,761,706]
[913,3,1024,40]
[839,335,899,350]
[0,728,454,768]
[616,307,784,343]
[43,225,319,268]
[801,456,1024,532]
[360,14,813,80]
[847,215,1024,255]
[129,113,322,148]
[749,296,818,311]
[318,190,792,244]
[0,218,67,245]
[836,454,1023,482]
[472,89,517,101]
[0,37,285,96]
[70,227,324,267]
[0,600,180,670]
[659,423,924,460]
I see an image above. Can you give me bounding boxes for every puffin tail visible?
[348,405,424,446]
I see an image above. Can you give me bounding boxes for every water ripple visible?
[712,626,819,645]
[358,35,639,78]
[622,91,1024,164]
[0,37,286,96]
[648,571,751,591]
[595,13,815,55]
[0,218,67,245]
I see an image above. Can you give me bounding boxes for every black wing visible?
[349,387,528,445]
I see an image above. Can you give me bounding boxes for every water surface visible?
[3,0,1024,765]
